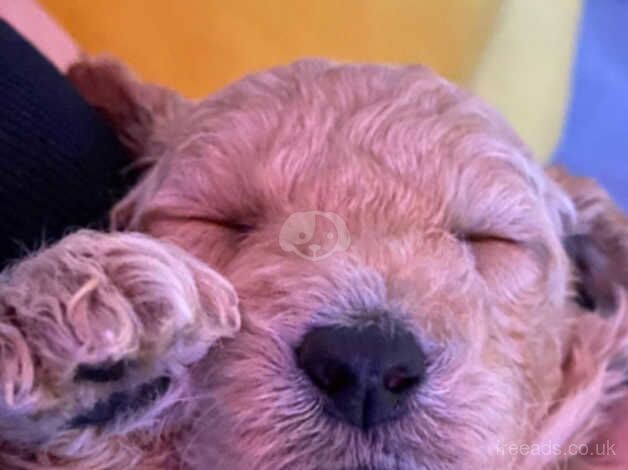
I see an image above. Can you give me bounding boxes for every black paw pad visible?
[75,360,127,383]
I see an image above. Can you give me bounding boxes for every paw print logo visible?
[279,211,351,260]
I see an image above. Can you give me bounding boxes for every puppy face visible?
[71,59,628,469]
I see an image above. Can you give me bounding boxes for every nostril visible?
[304,359,355,393]
[383,366,421,394]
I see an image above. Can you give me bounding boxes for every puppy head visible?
[71,58,628,469]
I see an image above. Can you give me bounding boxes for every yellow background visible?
[41,0,501,96]
[41,0,581,161]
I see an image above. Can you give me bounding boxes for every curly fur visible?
[0,57,626,469]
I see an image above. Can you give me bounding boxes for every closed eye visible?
[456,233,522,274]
[456,233,518,245]
[185,216,255,234]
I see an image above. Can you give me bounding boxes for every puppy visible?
[0,58,626,469]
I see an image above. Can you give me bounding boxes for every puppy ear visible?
[68,56,185,229]
[548,167,628,315]
[530,167,628,468]
[67,55,183,157]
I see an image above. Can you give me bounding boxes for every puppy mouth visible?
[68,376,171,428]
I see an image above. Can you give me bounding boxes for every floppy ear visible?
[548,167,628,314]
[67,56,186,229]
[67,56,183,156]
[530,167,628,469]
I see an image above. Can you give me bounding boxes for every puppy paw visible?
[0,230,239,451]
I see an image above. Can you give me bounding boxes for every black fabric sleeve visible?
[0,19,133,268]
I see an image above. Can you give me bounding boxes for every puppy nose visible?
[296,324,425,430]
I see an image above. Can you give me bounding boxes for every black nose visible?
[296,324,425,430]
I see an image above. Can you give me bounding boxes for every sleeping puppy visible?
[0,58,626,469]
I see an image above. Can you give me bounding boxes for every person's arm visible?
[0,0,79,72]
